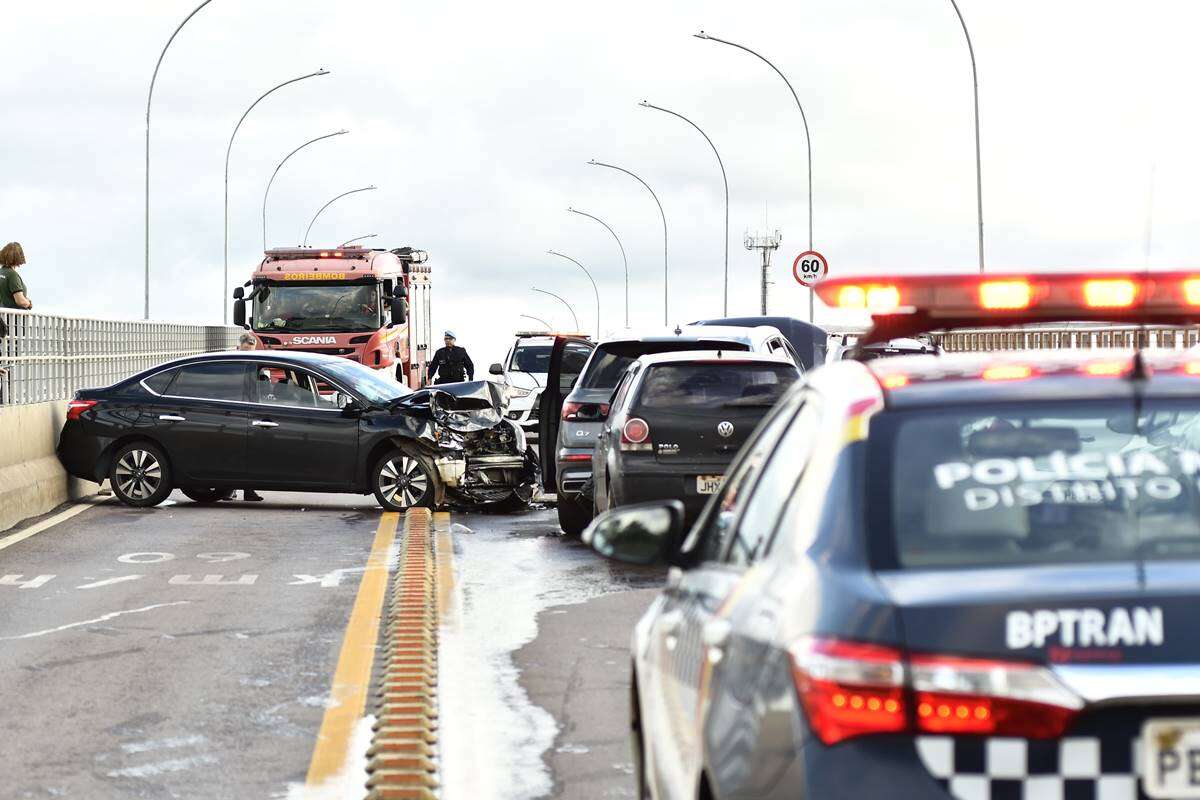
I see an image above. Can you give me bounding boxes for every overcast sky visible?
[5,1,1198,367]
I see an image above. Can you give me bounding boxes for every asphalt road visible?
[437,508,664,800]
[0,491,383,800]
[2,498,664,800]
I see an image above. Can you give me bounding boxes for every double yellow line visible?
[304,511,400,787]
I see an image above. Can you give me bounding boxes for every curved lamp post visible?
[567,207,628,328]
[695,30,815,320]
[947,0,985,272]
[303,186,376,247]
[340,234,377,247]
[548,250,600,339]
[224,69,329,323]
[588,160,668,325]
[145,0,217,320]
[638,100,729,317]
[532,287,580,331]
[520,313,553,331]
[263,129,348,250]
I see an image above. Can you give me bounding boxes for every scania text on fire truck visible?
[231,246,432,388]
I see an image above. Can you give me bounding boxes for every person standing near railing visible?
[0,243,32,310]
[0,242,31,404]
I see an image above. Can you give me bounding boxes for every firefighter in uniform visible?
[428,331,475,385]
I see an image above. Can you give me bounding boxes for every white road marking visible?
[117,552,175,564]
[105,754,218,778]
[167,574,258,586]
[76,575,143,590]
[120,735,207,754]
[196,551,251,562]
[0,502,97,552]
[0,601,190,641]
[0,574,56,589]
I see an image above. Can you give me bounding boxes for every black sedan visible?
[591,350,800,523]
[57,351,537,510]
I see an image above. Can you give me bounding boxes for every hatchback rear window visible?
[869,401,1200,568]
[580,340,750,389]
[637,363,797,409]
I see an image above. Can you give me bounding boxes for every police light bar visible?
[816,272,1200,345]
[265,247,370,261]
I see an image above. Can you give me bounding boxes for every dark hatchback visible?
[585,349,1200,800]
[57,351,536,510]
[591,350,800,523]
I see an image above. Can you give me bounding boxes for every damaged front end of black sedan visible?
[391,380,540,508]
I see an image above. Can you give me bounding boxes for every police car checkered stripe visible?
[916,736,1144,800]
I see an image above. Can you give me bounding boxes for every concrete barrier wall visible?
[0,401,99,532]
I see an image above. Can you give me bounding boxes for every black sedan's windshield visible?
[253,283,381,333]
[320,360,411,406]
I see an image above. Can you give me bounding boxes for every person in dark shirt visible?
[428,331,474,385]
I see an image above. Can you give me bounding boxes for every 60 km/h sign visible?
[792,251,828,288]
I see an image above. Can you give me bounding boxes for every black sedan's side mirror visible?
[583,500,685,565]
[489,362,504,376]
[341,399,365,418]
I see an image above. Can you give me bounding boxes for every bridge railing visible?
[0,309,242,405]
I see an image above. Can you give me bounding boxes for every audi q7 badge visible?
[717,421,735,438]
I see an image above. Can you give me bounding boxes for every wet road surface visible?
[0,491,383,800]
[1,497,664,800]
[438,507,664,800]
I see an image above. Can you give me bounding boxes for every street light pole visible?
[263,130,348,250]
[339,234,377,247]
[947,0,985,273]
[548,250,600,339]
[520,313,553,331]
[303,186,377,247]
[638,100,729,316]
[567,208,628,328]
[224,69,329,324]
[146,0,217,321]
[588,160,669,325]
[694,30,815,321]
[532,287,580,331]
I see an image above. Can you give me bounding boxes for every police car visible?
[583,272,1200,800]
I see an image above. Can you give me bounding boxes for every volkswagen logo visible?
[716,420,735,438]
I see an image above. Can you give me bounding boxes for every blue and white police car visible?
[585,272,1200,800]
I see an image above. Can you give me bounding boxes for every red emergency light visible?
[816,271,1200,344]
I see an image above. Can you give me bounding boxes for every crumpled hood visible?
[394,380,507,432]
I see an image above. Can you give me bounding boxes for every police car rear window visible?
[869,401,1200,568]
[580,340,751,389]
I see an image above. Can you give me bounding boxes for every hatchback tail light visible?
[562,401,610,421]
[66,399,99,421]
[620,417,651,452]
[789,637,1083,745]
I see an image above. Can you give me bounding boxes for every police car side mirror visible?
[583,500,685,565]
[489,362,504,376]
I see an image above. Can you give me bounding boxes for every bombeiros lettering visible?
[1006,607,1164,648]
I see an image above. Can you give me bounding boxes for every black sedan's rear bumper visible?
[609,459,727,521]
[56,421,110,483]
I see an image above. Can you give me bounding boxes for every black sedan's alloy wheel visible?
[109,442,173,507]
[372,450,435,511]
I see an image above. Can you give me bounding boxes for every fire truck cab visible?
[232,246,432,388]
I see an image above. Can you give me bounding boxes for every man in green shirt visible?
[0,242,32,310]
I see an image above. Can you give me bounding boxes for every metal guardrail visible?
[929,324,1200,352]
[0,309,242,405]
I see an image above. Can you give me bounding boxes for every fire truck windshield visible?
[253,283,381,333]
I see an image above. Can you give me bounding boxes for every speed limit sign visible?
[792,251,828,288]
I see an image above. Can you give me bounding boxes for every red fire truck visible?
[232,246,432,388]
